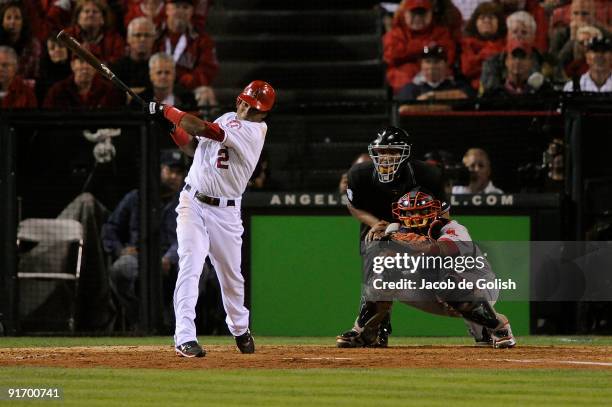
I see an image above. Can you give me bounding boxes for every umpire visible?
[336,126,449,348]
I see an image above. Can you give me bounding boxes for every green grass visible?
[1,335,612,348]
[1,337,610,406]
[0,367,611,407]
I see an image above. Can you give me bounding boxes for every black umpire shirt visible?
[346,160,449,240]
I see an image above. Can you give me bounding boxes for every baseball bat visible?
[56,30,147,108]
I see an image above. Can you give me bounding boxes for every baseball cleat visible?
[491,323,516,349]
[235,330,255,354]
[336,329,383,348]
[175,341,205,358]
[336,329,364,348]
[369,325,390,348]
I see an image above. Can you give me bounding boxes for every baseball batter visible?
[148,80,276,357]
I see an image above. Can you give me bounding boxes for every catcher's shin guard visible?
[374,312,392,348]
[449,301,516,348]
[447,300,500,329]
[336,301,392,348]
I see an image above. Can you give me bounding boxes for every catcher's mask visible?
[392,190,441,229]
[368,127,411,183]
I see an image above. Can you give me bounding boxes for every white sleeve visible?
[438,221,475,256]
[439,221,471,242]
[195,134,210,146]
[563,81,573,92]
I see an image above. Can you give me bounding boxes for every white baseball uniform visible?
[436,220,496,293]
[173,112,267,346]
[389,220,497,340]
[436,220,499,341]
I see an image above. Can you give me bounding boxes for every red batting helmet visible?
[237,80,276,112]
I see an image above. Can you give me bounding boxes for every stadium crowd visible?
[385,0,611,98]
[0,0,610,110]
[0,0,216,109]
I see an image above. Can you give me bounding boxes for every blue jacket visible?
[396,75,476,102]
[101,190,179,265]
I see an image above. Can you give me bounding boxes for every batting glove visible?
[147,101,164,117]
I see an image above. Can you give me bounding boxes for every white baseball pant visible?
[173,190,249,346]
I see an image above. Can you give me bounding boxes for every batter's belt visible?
[185,184,236,207]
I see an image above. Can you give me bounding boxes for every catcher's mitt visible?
[387,231,436,254]
[389,231,432,243]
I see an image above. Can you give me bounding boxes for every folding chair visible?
[17,219,84,333]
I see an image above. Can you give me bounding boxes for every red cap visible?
[403,0,432,11]
[506,38,533,56]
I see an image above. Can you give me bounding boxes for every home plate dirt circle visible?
[1,345,611,370]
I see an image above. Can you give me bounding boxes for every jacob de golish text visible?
[370,253,517,291]
[372,278,517,290]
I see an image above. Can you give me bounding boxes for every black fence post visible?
[566,109,583,240]
[139,121,162,334]
[0,124,18,335]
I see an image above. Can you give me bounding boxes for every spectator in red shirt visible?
[383,0,457,93]
[18,0,66,42]
[432,0,464,41]
[64,0,125,64]
[507,8,563,80]
[43,53,125,108]
[124,0,213,33]
[494,0,549,52]
[0,1,42,80]
[156,0,219,103]
[481,38,553,97]
[0,45,37,108]
[192,0,213,33]
[543,0,570,15]
[124,0,166,31]
[480,12,548,93]
[47,0,76,38]
[461,2,507,89]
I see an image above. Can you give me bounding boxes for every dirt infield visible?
[1,345,611,370]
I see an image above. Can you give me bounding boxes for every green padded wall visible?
[251,215,530,336]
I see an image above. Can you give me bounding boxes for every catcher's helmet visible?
[368,127,412,183]
[392,189,441,229]
[237,80,276,112]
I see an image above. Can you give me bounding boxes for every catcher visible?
[338,189,517,349]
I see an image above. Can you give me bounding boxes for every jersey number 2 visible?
[216,148,229,169]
